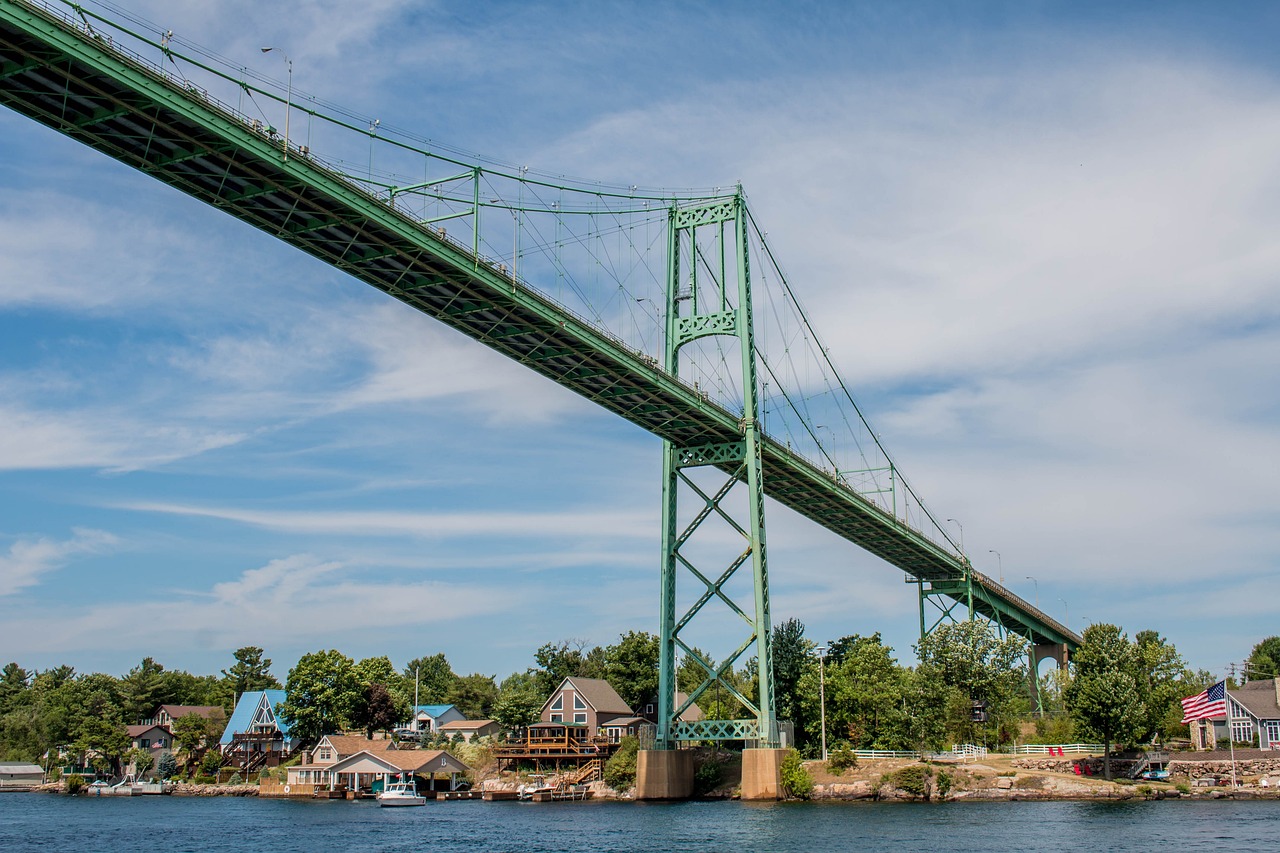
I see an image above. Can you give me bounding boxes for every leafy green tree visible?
[171,712,212,755]
[1065,623,1146,780]
[72,691,129,776]
[403,653,457,705]
[1246,636,1280,681]
[801,633,904,751]
[126,746,153,778]
[277,650,360,746]
[916,620,1028,747]
[447,674,499,720]
[779,748,813,799]
[603,631,659,712]
[603,735,639,791]
[531,640,591,696]
[1132,630,1187,742]
[221,647,281,701]
[492,672,543,730]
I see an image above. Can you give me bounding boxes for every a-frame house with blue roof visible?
[219,689,296,773]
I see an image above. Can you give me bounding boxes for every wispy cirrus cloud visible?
[0,529,119,597]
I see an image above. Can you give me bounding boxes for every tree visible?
[277,650,360,746]
[1246,636,1280,681]
[531,640,591,696]
[447,674,499,720]
[916,620,1029,747]
[125,746,154,779]
[171,713,212,755]
[1065,623,1146,780]
[771,618,816,744]
[603,631,659,712]
[119,657,167,724]
[156,751,178,779]
[492,672,543,731]
[221,647,281,700]
[797,633,910,752]
[402,654,457,705]
[351,683,402,738]
[0,663,30,716]
[1132,630,1187,742]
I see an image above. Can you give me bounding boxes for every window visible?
[550,713,563,723]
[1231,718,1254,744]
[574,712,587,724]
[550,695,563,711]
[573,694,587,710]
[645,704,654,714]
[1266,721,1280,747]
[141,738,150,749]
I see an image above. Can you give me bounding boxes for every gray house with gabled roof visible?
[539,676,632,731]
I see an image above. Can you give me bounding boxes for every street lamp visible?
[946,518,965,556]
[259,47,291,161]
[1025,575,1039,609]
[1058,597,1069,629]
[816,645,829,761]
[988,549,1003,584]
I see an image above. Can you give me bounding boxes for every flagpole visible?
[1226,671,1238,788]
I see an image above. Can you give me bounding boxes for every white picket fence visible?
[1013,743,1105,755]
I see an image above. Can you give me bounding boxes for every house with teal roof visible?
[410,704,466,734]
[219,689,296,772]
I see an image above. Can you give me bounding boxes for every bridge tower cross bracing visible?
[656,191,778,749]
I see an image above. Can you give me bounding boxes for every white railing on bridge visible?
[1013,743,1105,755]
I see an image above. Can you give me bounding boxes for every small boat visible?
[377,778,426,807]
[517,774,553,801]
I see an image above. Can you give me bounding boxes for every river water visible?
[1,794,1277,852]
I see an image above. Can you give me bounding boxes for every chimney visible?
[1274,677,1279,709]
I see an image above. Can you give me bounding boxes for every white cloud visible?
[0,529,118,597]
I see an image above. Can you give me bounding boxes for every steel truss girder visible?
[657,193,777,750]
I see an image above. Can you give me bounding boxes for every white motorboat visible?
[377,779,426,807]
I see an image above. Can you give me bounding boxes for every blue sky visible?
[1,0,1278,685]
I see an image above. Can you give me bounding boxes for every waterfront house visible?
[540,676,632,730]
[219,689,295,771]
[409,703,466,734]
[1190,678,1280,750]
[146,704,226,731]
[127,723,170,753]
[284,735,469,794]
[438,719,500,742]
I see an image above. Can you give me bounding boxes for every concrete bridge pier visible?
[635,750,693,800]
[740,748,788,800]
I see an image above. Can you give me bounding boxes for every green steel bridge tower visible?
[0,0,1083,770]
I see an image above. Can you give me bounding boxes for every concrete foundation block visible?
[635,749,694,800]
[741,747,789,800]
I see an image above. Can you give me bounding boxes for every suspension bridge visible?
[0,0,1080,793]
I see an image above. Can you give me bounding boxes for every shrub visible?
[827,746,858,774]
[886,765,930,798]
[228,773,243,785]
[1136,784,1154,799]
[693,755,728,796]
[64,775,85,795]
[935,770,952,798]
[1175,782,1190,794]
[199,750,224,777]
[779,749,812,800]
[195,775,215,785]
[603,736,639,792]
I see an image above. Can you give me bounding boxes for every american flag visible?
[1181,680,1227,723]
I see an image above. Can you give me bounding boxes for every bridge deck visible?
[0,0,1079,649]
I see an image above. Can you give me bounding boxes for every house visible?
[148,704,225,731]
[1191,678,1280,750]
[540,676,632,730]
[598,716,648,743]
[409,704,466,734]
[0,762,44,789]
[285,735,469,793]
[325,748,470,793]
[438,719,500,742]
[219,689,295,770]
[127,723,171,753]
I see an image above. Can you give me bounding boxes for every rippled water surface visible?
[2,794,1277,852]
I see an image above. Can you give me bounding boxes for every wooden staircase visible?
[565,759,602,785]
